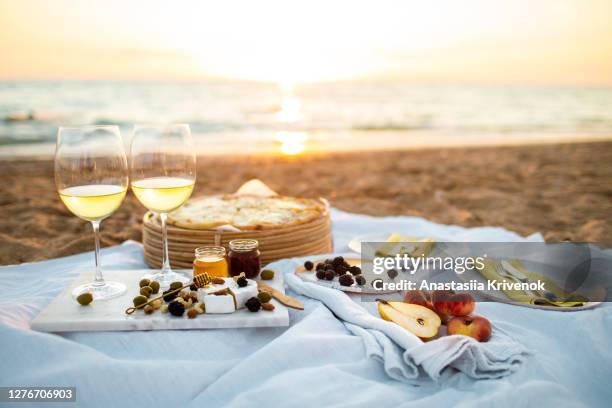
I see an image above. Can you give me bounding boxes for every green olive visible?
[139,278,151,288]
[170,282,183,291]
[133,295,148,308]
[257,291,272,303]
[76,292,93,306]
[140,286,153,297]
[260,269,275,280]
[149,281,160,294]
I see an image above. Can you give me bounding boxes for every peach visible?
[431,290,475,323]
[447,315,492,342]
[403,290,434,311]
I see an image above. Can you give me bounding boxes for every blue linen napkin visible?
[282,259,530,384]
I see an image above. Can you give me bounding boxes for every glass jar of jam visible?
[193,246,228,278]
[228,239,261,279]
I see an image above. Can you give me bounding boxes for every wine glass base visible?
[141,270,191,288]
[72,281,126,301]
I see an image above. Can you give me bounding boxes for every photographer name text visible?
[372,279,546,292]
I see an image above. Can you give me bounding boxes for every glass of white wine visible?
[130,124,196,286]
[55,125,128,300]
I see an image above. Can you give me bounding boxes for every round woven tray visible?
[142,204,333,269]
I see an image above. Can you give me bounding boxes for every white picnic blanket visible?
[1,208,611,407]
[284,268,529,384]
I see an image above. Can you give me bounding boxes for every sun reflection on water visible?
[274,82,307,155]
[275,94,302,123]
[276,131,307,155]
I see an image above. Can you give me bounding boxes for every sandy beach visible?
[1,140,610,265]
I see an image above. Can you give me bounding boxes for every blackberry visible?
[387,269,398,279]
[349,266,362,275]
[168,300,185,317]
[245,297,261,312]
[355,275,366,286]
[316,270,326,280]
[324,270,335,281]
[304,261,314,271]
[237,276,248,288]
[162,289,179,302]
[316,263,325,271]
[332,256,344,267]
[338,273,354,287]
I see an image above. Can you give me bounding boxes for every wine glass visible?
[55,125,128,300]
[130,124,196,286]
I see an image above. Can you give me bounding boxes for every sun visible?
[190,44,368,84]
[182,5,378,84]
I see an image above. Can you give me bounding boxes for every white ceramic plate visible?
[458,261,604,312]
[295,257,397,295]
[347,233,394,254]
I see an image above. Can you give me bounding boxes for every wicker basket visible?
[142,202,333,269]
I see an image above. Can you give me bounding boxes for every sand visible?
[1,141,611,265]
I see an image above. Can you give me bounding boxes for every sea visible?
[1,80,611,156]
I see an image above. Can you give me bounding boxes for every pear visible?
[377,300,441,339]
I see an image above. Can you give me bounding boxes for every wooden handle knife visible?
[257,281,304,310]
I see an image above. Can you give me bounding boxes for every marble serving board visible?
[31,269,289,332]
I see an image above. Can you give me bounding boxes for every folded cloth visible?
[282,258,530,384]
[479,259,587,307]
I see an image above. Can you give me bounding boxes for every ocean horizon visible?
[1,80,611,156]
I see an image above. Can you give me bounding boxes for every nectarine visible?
[431,290,475,323]
[447,315,492,342]
[403,290,434,311]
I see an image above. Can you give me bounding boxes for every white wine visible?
[131,177,194,213]
[59,184,127,221]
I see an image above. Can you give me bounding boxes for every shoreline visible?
[1,140,610,264]
[1,132,611,160]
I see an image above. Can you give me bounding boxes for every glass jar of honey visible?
[193,246,229,278]
[228,239,261,279]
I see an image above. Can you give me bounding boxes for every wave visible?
[3,110,69,123]
[351,124,431,131]
[2,81,612,148]
[0,133,50,145]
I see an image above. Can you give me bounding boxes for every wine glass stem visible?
[159,212,171,274]
[91,220,104,286]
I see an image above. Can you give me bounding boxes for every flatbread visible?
[167,194,326,230]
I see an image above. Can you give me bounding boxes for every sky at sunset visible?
[1,0,611,85]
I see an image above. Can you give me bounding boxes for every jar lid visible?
[195,245,226,258]
[229,239,259,252]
